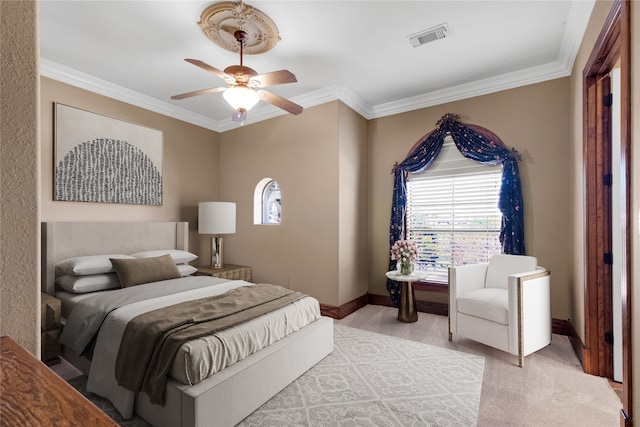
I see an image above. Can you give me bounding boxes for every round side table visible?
[385,270,428,323]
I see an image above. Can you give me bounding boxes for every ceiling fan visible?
[171,29,303,122]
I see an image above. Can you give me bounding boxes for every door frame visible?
[582,0,632,424]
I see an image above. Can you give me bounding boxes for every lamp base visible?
[211,236,225,269]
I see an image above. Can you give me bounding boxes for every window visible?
[262,180,281,224]
[406,138,502,283]
[253,178,281,225]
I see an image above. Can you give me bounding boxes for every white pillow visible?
[131,250,197,265]
[56,273,121,293]
[177,264,197,276]
[56,254,135,276]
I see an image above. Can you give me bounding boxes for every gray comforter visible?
[59,275,230,355]
[115,283,305,405]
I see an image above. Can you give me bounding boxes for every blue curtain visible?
[387,114,525,305]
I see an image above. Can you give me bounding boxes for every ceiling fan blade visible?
[257,90,303,115]
[171,86,227,100]
[184,58,233,83]
[251,70,297,88]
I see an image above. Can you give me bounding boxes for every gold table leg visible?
[398,281,418,323]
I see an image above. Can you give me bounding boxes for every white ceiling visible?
[39,1,595,133]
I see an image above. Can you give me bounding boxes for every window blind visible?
[406,138,502,283]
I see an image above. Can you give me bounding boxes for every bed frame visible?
[41,221,334,427]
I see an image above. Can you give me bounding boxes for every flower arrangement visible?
[391,239,418,275]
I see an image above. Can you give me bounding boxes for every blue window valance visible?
[387,113,525,305]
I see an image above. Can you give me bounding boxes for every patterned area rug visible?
[68,325,484,426]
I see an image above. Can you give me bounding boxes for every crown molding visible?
[40,0,595,132]
[40,59,224,132]
[40,0,592,133]
[41,59,371,132]
[371,60,570,119]
[41,57,574,133]
[39,57,574,133]
[216,84,374,132]
[558,0,596,71]
[372,0,595,119]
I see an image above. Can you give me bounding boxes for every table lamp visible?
[198,201,236,269]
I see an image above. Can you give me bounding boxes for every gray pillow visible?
[130,249,197,265]
[111,254,181,288]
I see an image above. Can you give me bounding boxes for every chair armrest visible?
[507,267,551,356]
[449,263,488,298]
[507,267,550,300]
[448,263,488,336]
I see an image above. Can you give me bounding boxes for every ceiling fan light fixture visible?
[231,108,248,122]
[223,84,260,111]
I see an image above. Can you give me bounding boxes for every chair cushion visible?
[485,254,537,289]
[457,288,509,325]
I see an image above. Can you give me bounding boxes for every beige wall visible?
[0,0,41,356]
[40,78,221,258]
[337,103,369,305]
[218,102,368,307]
[367,78,573,319]
[218,103,341,304]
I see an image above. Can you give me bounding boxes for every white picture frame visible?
[54,103,163,205]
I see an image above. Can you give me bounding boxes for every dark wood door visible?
[582,1,632,425]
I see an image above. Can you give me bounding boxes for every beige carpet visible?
[336,305,621,427]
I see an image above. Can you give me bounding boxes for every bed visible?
[41,221,334,427]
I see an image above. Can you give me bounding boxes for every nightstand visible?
[40,292,61,363]
[194,264,252,282]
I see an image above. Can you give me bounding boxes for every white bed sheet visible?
[83,279,320,419]
[56,291,96,319]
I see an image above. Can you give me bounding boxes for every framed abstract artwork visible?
[54,103,163,205]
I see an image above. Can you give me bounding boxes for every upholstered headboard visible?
[41,221,189,295]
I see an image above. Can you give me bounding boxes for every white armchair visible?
[448,254,551,367]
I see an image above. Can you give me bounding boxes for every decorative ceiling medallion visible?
[198,1,280,55]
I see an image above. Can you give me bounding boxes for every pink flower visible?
[390,239,418,262]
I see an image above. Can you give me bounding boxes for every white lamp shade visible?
[223,85,260,111]
[198,202,236,234]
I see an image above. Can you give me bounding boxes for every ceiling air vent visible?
[407,23,449,47]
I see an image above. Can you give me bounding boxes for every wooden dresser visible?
[0,336,117,426]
